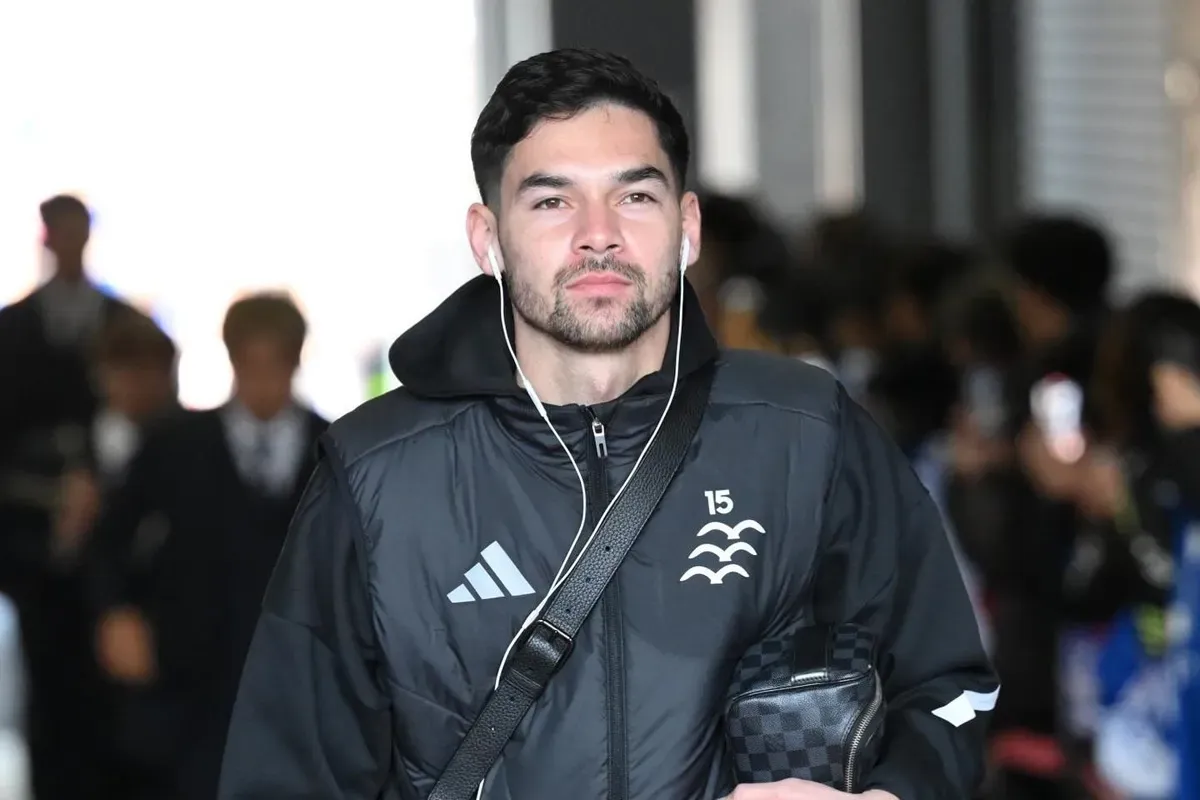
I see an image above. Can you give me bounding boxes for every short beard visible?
[505,252,677,354]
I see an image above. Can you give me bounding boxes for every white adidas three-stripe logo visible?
[447,542,536,603]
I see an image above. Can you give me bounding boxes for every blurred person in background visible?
[945,215,1115,799]
[1075,292,1200,799]
[44,312,181,564]
[688,192,760,329]
[0,195,142,460]
[866,252,994,684]
[942,278,1025,377]
[89,311,180,494]
[24,312,181,800]
[866,236,973,457]
[796,211,893,400]
[68,312,180,798]
[882,239,973,350]
[1003,215,1113,380]
[0,194,144,800]
[85,292,327,800]
[691,191,790,352]
[757,269,837,373]
[941,276,1026,534]
[864,347,959,462]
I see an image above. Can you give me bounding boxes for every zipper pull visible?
[591,418,608,460]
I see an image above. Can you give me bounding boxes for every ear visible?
[679,191,702,269]
[466,203,500,277]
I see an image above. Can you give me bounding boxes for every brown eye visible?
[534,197,565,210]
[624,192,656,205]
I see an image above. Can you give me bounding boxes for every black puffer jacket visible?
[219,277,998,799]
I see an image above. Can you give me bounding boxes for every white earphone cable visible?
[477,240,689,799]
[490,273,589,684]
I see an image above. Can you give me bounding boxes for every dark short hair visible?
[96,310,177,371]
[39,194,90,228]
[999,214,1113,315]
[222,292,307,362]
[471,48,690,206]
[891,240,974,318]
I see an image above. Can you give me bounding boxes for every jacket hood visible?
[389,274,718,403]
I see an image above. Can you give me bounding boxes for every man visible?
[0,194,143,800]
[0,195,141,563]
[87,293,327,800]
[1004,216,1112,358]
[220,49,997,799]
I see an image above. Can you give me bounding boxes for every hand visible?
[949,409,1010,479]
[53,467,100,560]
[721,778,899,799]
[97,606,157,684]
[1151,362,1200,430]
[1016,422,1083,501]
[1074,447,1126,520]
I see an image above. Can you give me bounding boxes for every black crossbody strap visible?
[428,364,714,800]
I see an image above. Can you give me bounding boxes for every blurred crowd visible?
[1,190,1198,799]
[0,196,326,800]
[692,193,1199,800]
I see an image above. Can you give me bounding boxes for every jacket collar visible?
[389,274,717,405]
[389,274,718,471]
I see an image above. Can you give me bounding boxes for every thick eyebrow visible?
[515,165,672,198]
[516,172,573,197]
[615,165,670,189]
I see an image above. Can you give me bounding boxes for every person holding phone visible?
[1082,292,1200,798]
[942,217,1114,796]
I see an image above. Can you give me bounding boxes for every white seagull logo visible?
[688,542,758,562]
[695,520,766,541]
[679,564,751,584]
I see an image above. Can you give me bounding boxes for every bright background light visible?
[0,2,481,419]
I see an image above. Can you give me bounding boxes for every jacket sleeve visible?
[813,388,999,799]
[218,449,405,799]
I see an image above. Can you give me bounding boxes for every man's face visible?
[101,364,175,422]
[230,337,298,420]
[1012,280,1071,348]
[45,211,90,262]
[487,103,697,353]
[884,292,928,344]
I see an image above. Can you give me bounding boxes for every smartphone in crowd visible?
[1030,373,1086,463]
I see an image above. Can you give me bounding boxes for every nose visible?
[573,202,623,258]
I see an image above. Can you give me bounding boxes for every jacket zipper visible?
[843,676,883,794]
[583,408,627,800]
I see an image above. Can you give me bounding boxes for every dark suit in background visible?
[0,281,143,800]
[87,405,327,800]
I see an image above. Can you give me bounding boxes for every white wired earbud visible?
[486,244,504,277]
[489,245,548,420]
[476,235,691,800]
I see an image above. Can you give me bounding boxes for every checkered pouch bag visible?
[724,624,884,793]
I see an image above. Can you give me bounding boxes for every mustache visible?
[554,254,645,289]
